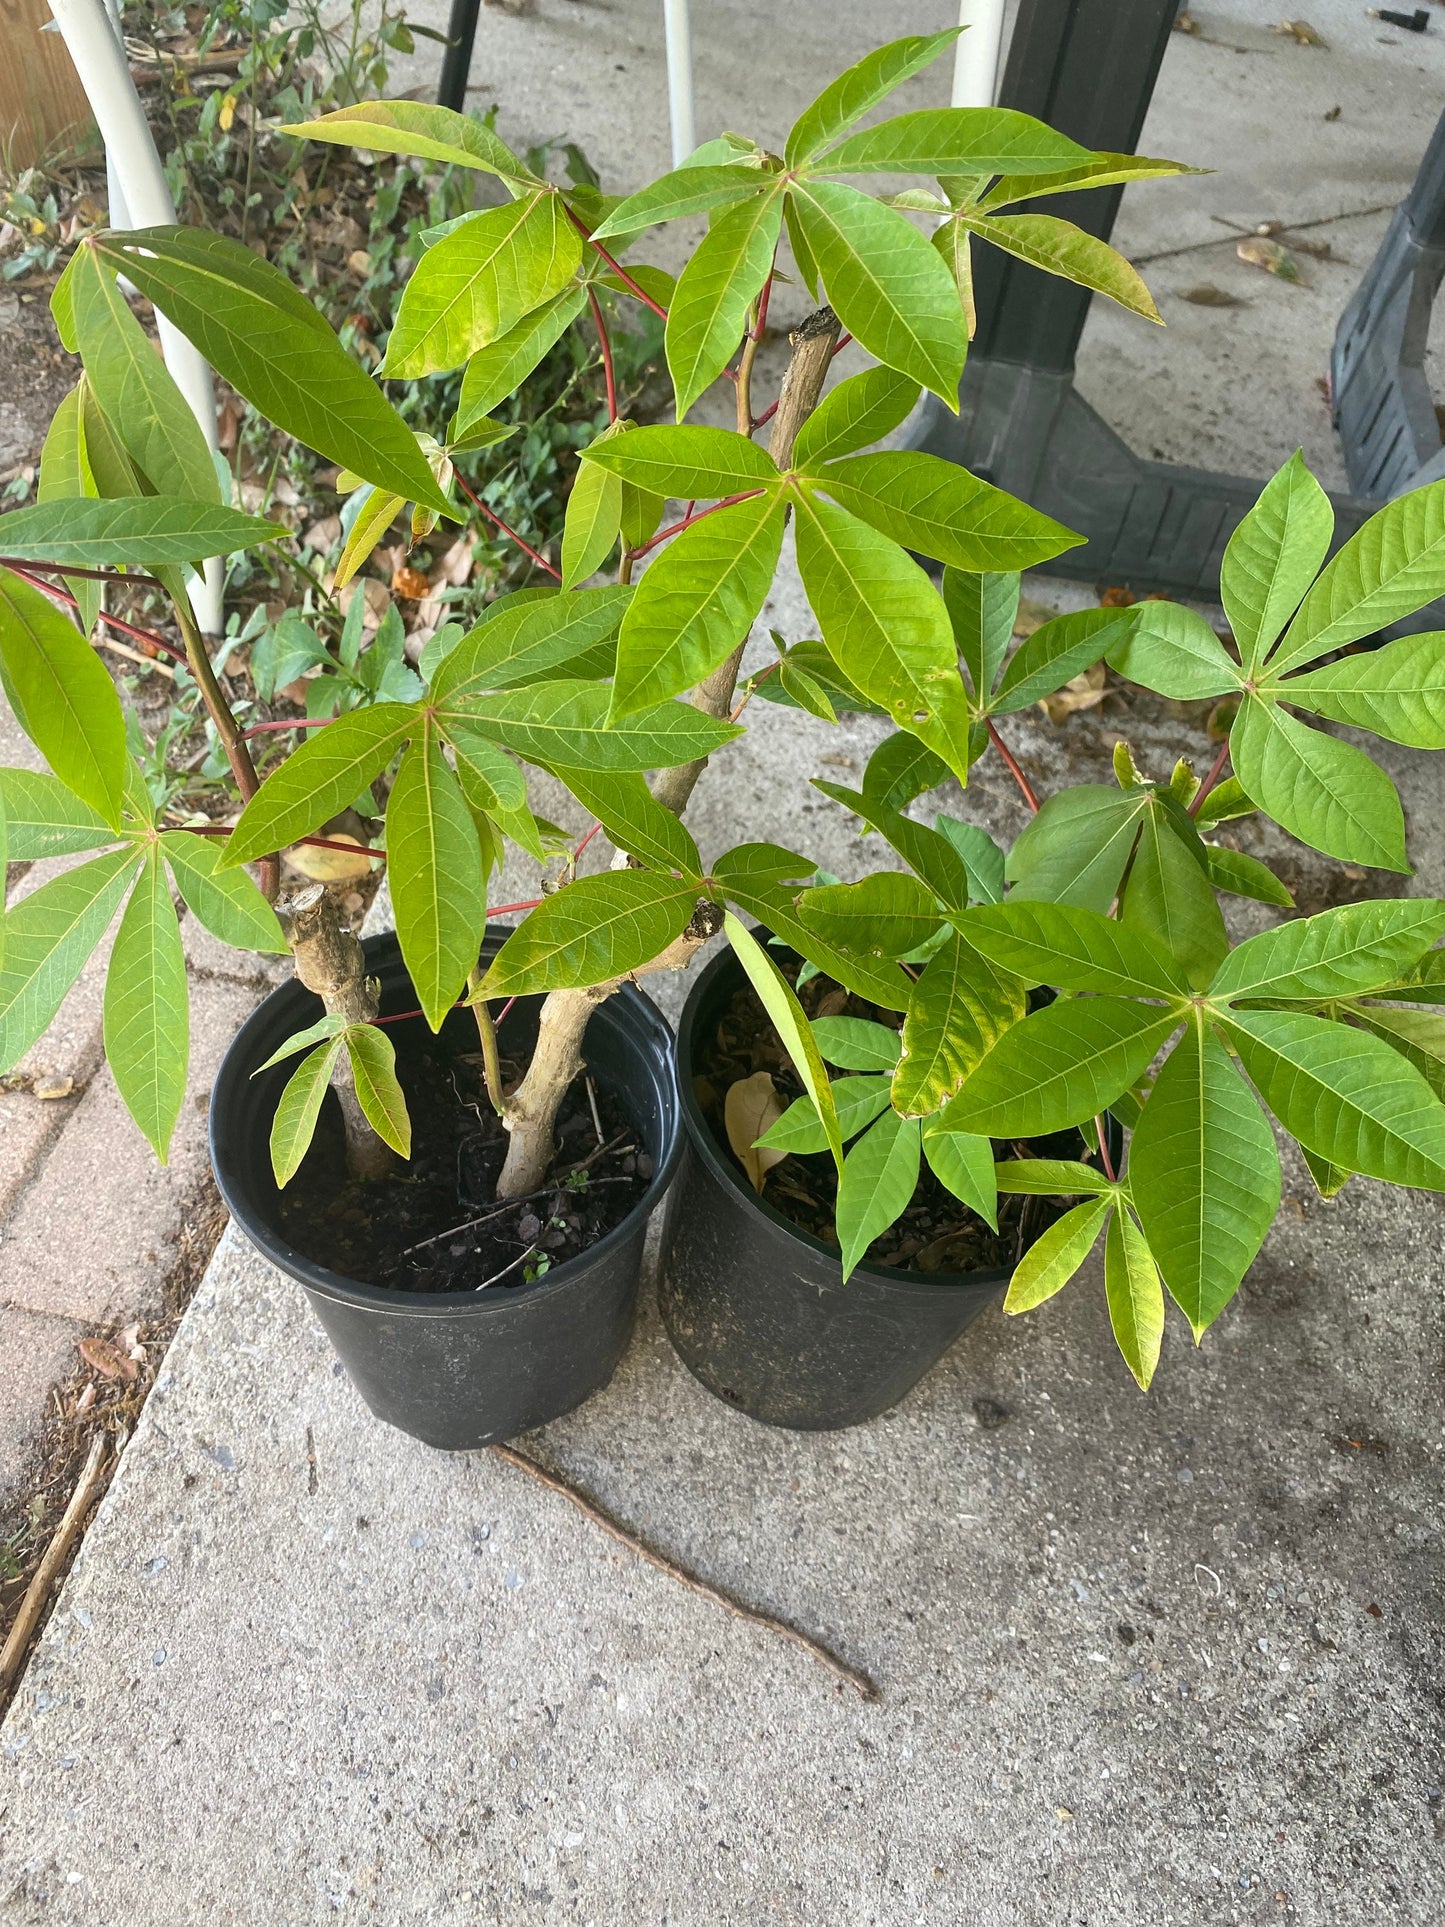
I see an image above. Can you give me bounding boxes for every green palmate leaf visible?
[480,872,698,995]
[993,1157,1111,1195]
[1194,777,1255,827]
[836,1109,922,1279]
[447,724,544,862]
[1003,1196,1112,1313]
[0,769,113,859]
[891,930,1026,1115]
[36,386,100,640]
[1117,799,1228,990]
[789,179,965,405]
[270,1036,345,1188]
[1223,1006,1445,1188]
[958,900,1189,998]
[978,151,1200,210]
[431,585,628,699]
[589,165,769,240]
[1211,898,1445,1004]
[756,1073,894,1153]
[785,30,960,166]
[253,1012,348,1073]
[225,702,415,866]
[961,212,1161,323]
[819,106,1091,179]
[344,1024,412,1158]
[74,376,147,504]
[1230,695,1407,872]
[723,912,843,1172]
[811,779,972,911]
[935,817,1006,905]
[1104,1208,1165,1389]
[93,229,449,514]
[862,732,949,813]
[932,217,976,333]
[1370,948,1445,1003]
[1105,599,1243,700]
[941,997,1179,1137]
[562,458,623,589]
[723,883,910,1009]
[1349,1003,1445,1100]
[1282,631,1445,748]
[580,422,780,499]
[666,190,783,420]
[333,486,404,592]
[282,100,535,187]
[381,192,582,379]
[793,492,973,783]
[943,568,1019,704]
[620,479,665,552]
[921,1122,997,1228]
[792,366,921,468]
[0,573,127,828]
[784,195,821,299]
[1005,785,1149,909]
[0,496,278,568]
[549,765,702,876]
[162,830,286,953]
[386,729,487,1029]
[711,842,816,889]
[991,606,1135,715]
[765,643,877,717]
[796,872,943,958]
[1205,845,1294,908]
[102,847,189,1160]
[809,452,1079,574]
[69,245,219,505]
[1220,450,1333,672]
[610,491,785,714]
[810,1016,901,1071]
[1128,1019,1279,1339]
[448,680,739,770]
[452,289,589,435]
[0,847,140,1072]
[1270,477,1445,674]
[1301,1143,1353,1199]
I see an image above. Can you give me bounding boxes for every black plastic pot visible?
[659,940,1024,1432]
[211,930,680,1450]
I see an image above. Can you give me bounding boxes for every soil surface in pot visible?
[277,1018,651,1294]
[693,968,1025,1275]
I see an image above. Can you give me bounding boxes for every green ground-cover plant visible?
[5,32,1444,1384]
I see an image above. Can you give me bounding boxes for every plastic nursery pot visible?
[659,939,1042,1433]
[211,929,681,1451]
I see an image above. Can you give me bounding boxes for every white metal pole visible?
[951,0,1008,109]
[663,0,695,168]
[46,0,225,634]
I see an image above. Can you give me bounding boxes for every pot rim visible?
[676,933,1017,1299]
[211,929,682,1319]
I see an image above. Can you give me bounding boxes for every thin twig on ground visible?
[0,1431,113,1695]
[490,1444,881,1703]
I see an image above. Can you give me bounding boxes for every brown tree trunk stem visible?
[278,885,393,1181]
[495,903,724,1198]
[172,597,280,902]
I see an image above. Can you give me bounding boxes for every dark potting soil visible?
[276,1020,651,1295]
[694,968,1060,1276]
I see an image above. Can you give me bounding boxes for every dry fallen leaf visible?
[1274,18,1326,43]
[1181,283,1244,307]
[31,1074,74,1100]
[724,1071,788,1193]
[1237,237,1308,285]
[1041,662,1109,725]
[78,1336,139,1382]
[1013,598,1056,638]
[390,565,431,599]
[286,833,379,883]
[1173,8,1200,30]
[1098,586,1137,609]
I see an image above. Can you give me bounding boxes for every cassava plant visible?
[4,32,1443,1386]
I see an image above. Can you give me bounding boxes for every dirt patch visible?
[276,1012,650,1293]
[0,284,77,482]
